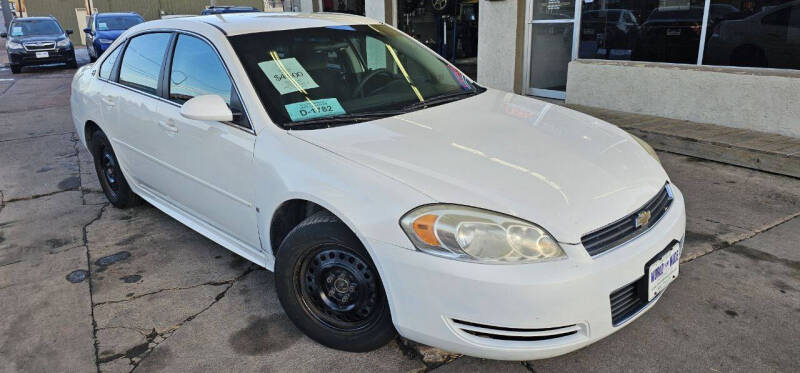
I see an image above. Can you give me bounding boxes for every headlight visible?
[631,134,660,163]
[56,39,71,48]
[6,40,22,49]
[400,205,566,264]
[97,38,114,44]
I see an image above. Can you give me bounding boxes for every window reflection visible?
[704,0,800,69]
[579,0,705,64]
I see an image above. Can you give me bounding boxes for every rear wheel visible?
[90,129,140,208]
[275,211,396,352]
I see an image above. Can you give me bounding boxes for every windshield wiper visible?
[285,89,482,129]
[402,90,479,111]
[285,111,406,129]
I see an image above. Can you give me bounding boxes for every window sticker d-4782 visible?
[284,98,345,122]
[258,57,319,95]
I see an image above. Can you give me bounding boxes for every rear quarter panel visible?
[70,63,102,148]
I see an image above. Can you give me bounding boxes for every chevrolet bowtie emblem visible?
[635,210,652,228]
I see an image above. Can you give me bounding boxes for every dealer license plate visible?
[666,28,681,36]
[647,243,680,301]
[35,51,49,58]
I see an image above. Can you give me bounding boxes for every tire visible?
[67,53,78,69]
[275,211,396,352]
[89,129,140,208]
[730,45,767,68]
[10,65,21,74]
[430,0,455,15]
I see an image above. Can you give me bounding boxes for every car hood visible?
[95,30,124,40]
[10,34,65,43]
[289,89,668,243]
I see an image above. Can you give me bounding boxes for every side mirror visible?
[83,28,91,34]
[180,95,233,122]
[65,29,74,35]
[0,33,7,38]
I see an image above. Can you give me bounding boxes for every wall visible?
[364,0,385,22]
[477,0,523,93]
[566,60,800,138]
[23,0,84,44]
[23,0,264,44]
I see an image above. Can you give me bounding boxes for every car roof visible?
[95,12,142,17]
[137,12,379,36]
[11,16,58,22]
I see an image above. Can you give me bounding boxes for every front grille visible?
[451,319,582,342]
[581,183,674,256]
[610,279,647,326]
[23,41,55,51]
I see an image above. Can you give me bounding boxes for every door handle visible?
[101,96,115,106]
[158,120,179,135]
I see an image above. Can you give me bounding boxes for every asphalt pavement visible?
[0,51,798,372]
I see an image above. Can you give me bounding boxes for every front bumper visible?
[9,48,75,66]
[372,186,686,360]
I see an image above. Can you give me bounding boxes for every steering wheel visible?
[352,68,395,98]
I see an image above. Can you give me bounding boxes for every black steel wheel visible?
[298,246,381,331]
[90,129,140,208]
[275,211,396,352]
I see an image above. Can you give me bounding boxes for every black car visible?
[200,5,260,15]
[0,16,77,73]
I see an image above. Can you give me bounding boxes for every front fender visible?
[253,131,433,270]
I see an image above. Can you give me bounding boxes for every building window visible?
[577,0,799,70]
[579,0,705,65]
[703,0,800,69]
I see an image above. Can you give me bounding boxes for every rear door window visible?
[118,33,172,95]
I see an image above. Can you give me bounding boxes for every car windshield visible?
[228,24,482,128]
[9,20,62,36]
[96,15,143,31]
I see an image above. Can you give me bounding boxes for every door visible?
[107,32,174,191]
[525,0,581,99]
[151,33,260,252]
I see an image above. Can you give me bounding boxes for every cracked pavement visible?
[0,51,798,372]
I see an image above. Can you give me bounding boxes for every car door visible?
[102,32,175,193]
[147,33,260,253]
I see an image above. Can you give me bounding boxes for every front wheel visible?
[67,53,78,69]
[275,211,396,352]
[90,129,140,208]
[10,65,21,74]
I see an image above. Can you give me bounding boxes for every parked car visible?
[1,16,76,73]
[70,13,685,360]
[580,9,641,60]
[84,12,144,62]
[639,6,705,63]
[704,0,800,69]
[200,5,260,15]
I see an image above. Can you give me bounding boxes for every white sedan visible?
[70,13,686,360]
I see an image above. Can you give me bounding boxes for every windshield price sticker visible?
[285,98,345,122]
[11,27,22,36]
[98,22,108,30]
[258,57,319,95]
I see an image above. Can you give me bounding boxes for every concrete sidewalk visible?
[560,103,800,179]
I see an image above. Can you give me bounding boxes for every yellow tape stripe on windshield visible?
[269,50,308,96]
[385,44,424,103]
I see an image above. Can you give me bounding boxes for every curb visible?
[629,129,800,179]
[559,103,800,179]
